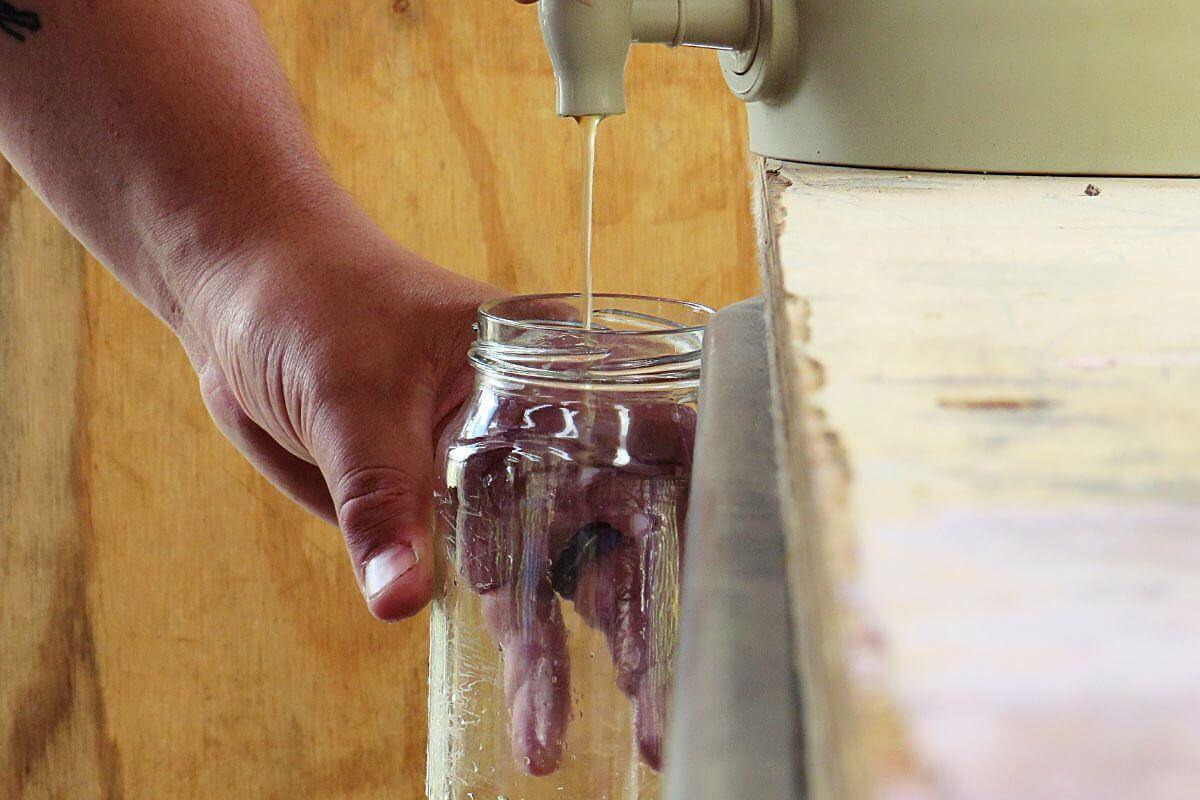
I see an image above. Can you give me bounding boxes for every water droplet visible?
[523,756,531,766]
[589,652,595,659]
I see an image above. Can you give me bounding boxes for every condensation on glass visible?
[427,294,712,800]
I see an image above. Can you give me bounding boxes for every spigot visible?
[538,0,759,118]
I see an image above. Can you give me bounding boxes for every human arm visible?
[0,0,500,620]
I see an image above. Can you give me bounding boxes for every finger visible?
[308,384,439,621]
[627,402,698,469]
[480,584,571,776]
[454,439,588,592]
[633,668,668,771]
[572,531,649,696]
[454,443,523,592]
[573,472,687,770]
[572,530,669,769]
[198,365,335,522]
[575,400,697,474]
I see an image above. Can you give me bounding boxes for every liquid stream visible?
[576,115,603,330]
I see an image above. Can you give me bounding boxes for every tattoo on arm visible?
[0,3,39,42]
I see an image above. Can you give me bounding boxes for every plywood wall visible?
[0,2,756,797]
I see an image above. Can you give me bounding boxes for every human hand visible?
[178,201,502,621]
[442,392,696,775]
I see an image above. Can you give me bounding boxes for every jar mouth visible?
[471,293,714,390]
[477,293,714,336]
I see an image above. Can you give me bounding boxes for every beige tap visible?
[538,0,757,118]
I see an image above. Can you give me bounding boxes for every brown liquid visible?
[575,115,603,330]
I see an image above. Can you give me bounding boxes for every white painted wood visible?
[760,163,1200,800]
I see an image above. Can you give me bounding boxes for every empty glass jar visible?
[427,294,712,800]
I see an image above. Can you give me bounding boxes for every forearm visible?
[0,0,349,324]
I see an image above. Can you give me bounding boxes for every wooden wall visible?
[0,2,755,798]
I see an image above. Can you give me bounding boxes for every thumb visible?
[310,391,439,622]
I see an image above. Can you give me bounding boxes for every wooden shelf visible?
[759,161,1200,800]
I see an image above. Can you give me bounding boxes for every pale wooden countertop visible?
[759,162,1200,800]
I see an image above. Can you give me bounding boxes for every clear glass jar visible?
[427,294,712,800]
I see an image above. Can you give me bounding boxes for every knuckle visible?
[197,365,231,409]
[197,366,253,431]
[336,466,420,557]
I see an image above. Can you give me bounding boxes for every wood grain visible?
[0,164,121,800]
[761,161,1200,800]
[0,3,756,798]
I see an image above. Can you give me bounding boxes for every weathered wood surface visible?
[666,298,804,800]
[760,161,1200,800]
[0,3,756,797]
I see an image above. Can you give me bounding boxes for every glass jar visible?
[427,294,712,800]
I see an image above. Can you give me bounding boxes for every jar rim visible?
[470,293,713,390]
[478,293,715,337]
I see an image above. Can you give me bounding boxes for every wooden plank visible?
[0,165,120,800]
[0,2,757,797]
[761,161,1200,800]
[667,299,804,800]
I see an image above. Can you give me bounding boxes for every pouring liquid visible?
[576,115,603,330]
[573,114,604,563]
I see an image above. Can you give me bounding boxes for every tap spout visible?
[539,0,757,118]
